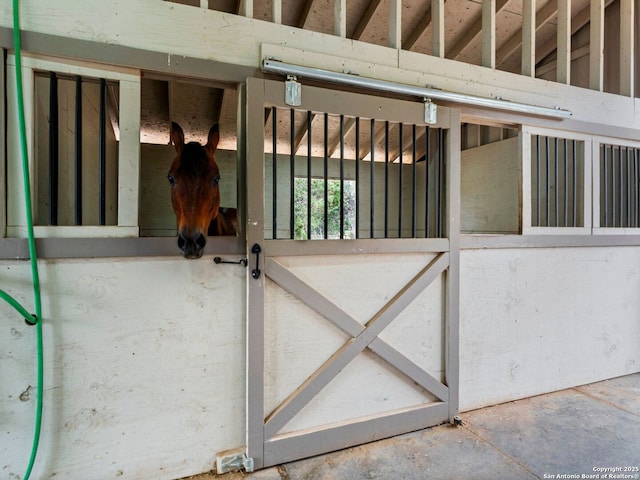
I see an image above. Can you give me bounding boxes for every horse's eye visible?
[212,174,220,187]
[168,173,176,186]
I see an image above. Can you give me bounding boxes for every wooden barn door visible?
[245,77,460,469]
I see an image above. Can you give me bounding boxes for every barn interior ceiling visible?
[142,0,596,151]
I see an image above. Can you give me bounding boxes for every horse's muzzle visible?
[178,231,207,259]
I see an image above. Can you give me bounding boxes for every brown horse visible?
[169,122,237,259]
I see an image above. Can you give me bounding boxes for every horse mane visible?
[178,142,211,178]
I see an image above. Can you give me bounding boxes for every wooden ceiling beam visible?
[352,0,383,40]
[446,0,508,59]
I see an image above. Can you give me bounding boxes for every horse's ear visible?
[207,124,220,152]
[170,122,185,153]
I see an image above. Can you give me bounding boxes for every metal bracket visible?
[423,98,438,125]
[285,75,302,106]
[213,256,248,267]
[216,451,254,474]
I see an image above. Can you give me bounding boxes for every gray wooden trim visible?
[1,47,6,239]
[0,28,255,84]
[264,253,450,439]
[445,109,461,420]
[460,234,640,250]
[245,77,267,469]
[263,238,450,256]
[0,236,243,259]
[263,402,449,467]
[266,257,449,401]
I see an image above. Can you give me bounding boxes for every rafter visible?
[297,0,317,29]
[352,0,383,40]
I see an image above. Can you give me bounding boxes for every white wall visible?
[1,256,246,480]
[459,245,640,411]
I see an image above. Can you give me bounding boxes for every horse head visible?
[168,122,221,259]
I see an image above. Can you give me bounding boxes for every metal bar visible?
[425,126,430,238]
[545,136,550,226]
[74,75,83,225]
[554,137,559,227]
[436,129,443,237]
[370,119,375,238]
[262,59,573,119]
[324,113,329,239]
[99,78,107,226]
[619,144,623,227]
[398,123,403,238]
[412,125,417,238]
[272,107,278,238]
[307,110,312,239]
[564,139,568,227]
[571,140,578,227]
[611,144,616,227]
[627,147,631,227]
[603,144,608,227]
[340,115,345,239]
[290,109,295,239]
[536,135,540,226]
[633,148,640,228]
[355,117,360,239]
[49,71,59,225]
[384,121,389,238]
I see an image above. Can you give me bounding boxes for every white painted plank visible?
[272,0,282,24]
[117,78,141,228]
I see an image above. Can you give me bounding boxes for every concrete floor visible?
[183,373,640,480]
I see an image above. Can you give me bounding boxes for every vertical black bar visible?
[436,129,443,237]
[370,119,375,238]
[306,111,312,239]
[290,109,295,239]
[384,121,389,238]
[627,147,631,227]
[99,78,107,226]
[425,126,430,238]
[49,72,59,225]
[554,137,559,226]
[323,113,329,239]
[411,124,417,238]
[564,139,568,227]
[545,136,550,227]
[635,148,639,228]
[398,123,403,238]
[603,144,608,227]
[572,140,577,227]
[611,145,617,226]
[618,145,623,227]
[272,108,278,239]
[339,114,345,239]
[74,75,83,225]
[536,135,540,226]
[355,117,360,239]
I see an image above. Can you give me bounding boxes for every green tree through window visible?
[294,178,356,239]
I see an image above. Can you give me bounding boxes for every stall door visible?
[245,77,460,469]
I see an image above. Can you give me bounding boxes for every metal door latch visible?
[213,256,248,267]
[216,451,254,473]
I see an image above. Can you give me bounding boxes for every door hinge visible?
[216,450,255,474]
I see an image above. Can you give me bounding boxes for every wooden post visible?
[619,0,634,96]
[521,0,535,76]
[482,0,496,68]
[589,0,604,91]
[432,0,445,57]
[389,0,401,49]
[335,0,346,38]
[557,0,571,84]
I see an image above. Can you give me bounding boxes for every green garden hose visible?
[0,1,46,479]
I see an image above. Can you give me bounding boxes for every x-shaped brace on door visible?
[263,252,450,439]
